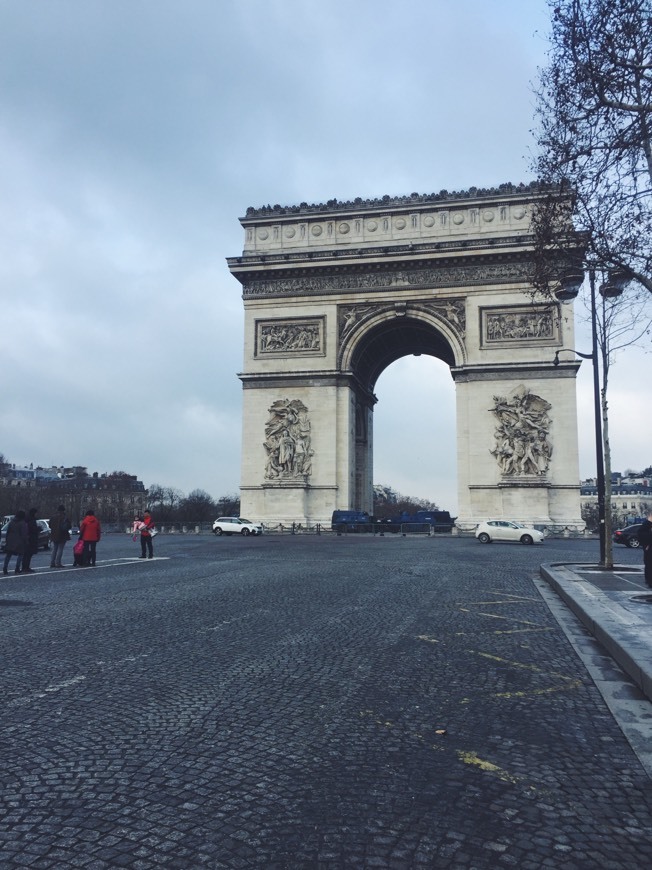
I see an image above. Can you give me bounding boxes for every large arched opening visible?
[374,355,456,513]
[342,313,460,517]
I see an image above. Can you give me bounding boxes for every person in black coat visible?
[21,507,39,574]
[637,513,652,588]
[2,511,28,575]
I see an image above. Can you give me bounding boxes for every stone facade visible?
[227,183,585,531]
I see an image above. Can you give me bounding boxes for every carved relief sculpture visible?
[490,387,553,476]
[264,399,313,481]
[483,306,557,345]
[257,318,324,356]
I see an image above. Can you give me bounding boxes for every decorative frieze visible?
[243,261,526,299]
[256,317,325,357]
[490,387,553,477]
[482,306,558,346]
[263,398,313,481]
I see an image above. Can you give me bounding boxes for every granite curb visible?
[540,562,652,703]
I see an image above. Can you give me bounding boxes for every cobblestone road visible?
[1,534,650,868]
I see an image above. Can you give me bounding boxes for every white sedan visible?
[212,517,263,536]
[475,520,544,545]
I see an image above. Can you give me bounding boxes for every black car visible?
[613,524,643,548]
[0,518,51,552]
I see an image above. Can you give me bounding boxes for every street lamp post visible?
[554,268,606,566]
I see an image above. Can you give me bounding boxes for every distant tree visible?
[581,502,621,531]
[372,488,439,519]
[215,493,241,517]
[180,489,216,523]
[147,483,184,523]
[147,483,165,508]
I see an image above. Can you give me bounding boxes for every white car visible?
[212,517,263,537]
[475,520,544,545]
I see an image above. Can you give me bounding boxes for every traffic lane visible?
[2,536,652,868]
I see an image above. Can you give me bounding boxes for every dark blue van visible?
[331,510,371,532]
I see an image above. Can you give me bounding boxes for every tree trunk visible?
[601,384,614,569]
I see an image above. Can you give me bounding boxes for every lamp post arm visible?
[553,348,594,365]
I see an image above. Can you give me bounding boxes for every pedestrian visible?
[79,509,101,567]
[49,504,71,568]
[21,507,39,574]
[2,511,28,575]
[637,513,652,588]
[139,509,155,559]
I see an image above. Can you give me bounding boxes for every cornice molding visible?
[241,181,548,221]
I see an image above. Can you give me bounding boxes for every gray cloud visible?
[0,0,648,511]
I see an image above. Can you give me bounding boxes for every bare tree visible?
[180,489,216,524]
[215,493,241,517]
[532,0,652,292]
[532,0,652,565]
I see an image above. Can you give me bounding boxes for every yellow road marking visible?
[473,611,544,625]
[457,751,536,788]
[494,681,582,698]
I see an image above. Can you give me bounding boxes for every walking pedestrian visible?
[637,513,652,588]
[21,508,39,574]
[49,505,71,568]
[139,510,155,559]
[79,509,101,567]
[2,511,28,575]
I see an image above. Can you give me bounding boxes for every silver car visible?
[1,518,51,552]
[212,517,263,537]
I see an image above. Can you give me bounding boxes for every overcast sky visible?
[1,0,649,514]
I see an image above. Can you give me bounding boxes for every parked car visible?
[1,518,51,552]
[212,517,263,536]
[475,520,544,545]
[613,524,642,548]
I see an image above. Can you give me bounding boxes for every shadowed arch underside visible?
[348,317,456,391]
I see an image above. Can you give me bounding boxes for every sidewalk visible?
[540,561,652,702]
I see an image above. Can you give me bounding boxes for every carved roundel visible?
[394,218,406,230]
[311,225,323,236]
[482,210,495,222]
[423,215,435,227]
[285,227,296,239]
[258,229,269,240]
[366,220,378,232]
[452,212,464,225]
[513,206,526,220]
[339,222,350,234]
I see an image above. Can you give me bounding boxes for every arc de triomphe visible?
[227,183,584,532]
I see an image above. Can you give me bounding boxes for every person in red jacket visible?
[79,509,101,567]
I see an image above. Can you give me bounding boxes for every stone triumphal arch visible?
[227,183,584,532]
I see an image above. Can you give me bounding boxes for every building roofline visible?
[242,181,550,221]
